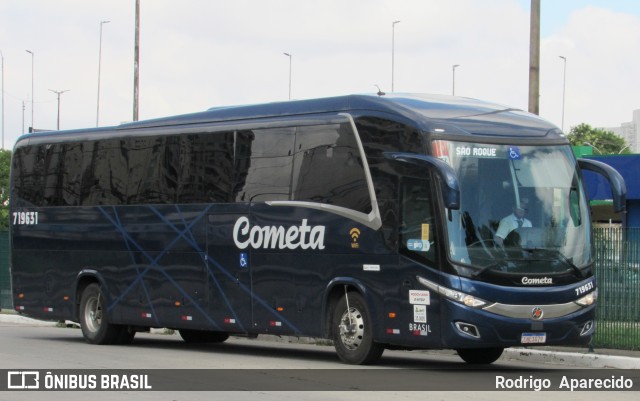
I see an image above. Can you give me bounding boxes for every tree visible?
[0,149,11,230]
[566,123,631,154]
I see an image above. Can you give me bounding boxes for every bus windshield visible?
[433,140,591,279]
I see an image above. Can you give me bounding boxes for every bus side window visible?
[569,187,582,227]
[12,145,43,207]
[292,123,371,214]
[399,178,437,263]
[234,127,296,202]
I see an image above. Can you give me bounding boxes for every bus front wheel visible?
[79,283,121,345]
[331,291,384,365]
[456,347,504,364]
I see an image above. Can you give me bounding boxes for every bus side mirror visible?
[577,158,627,213]
[384,152,460,210]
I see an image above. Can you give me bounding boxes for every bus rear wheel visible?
[331,291,384,365]
[179,329,229,343]
[79,283,121,345]
[456,348,504,364]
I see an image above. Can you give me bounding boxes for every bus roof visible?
[15,93,563,147]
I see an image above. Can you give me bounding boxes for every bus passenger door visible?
[399,177,443,347]
[206,213,253,334]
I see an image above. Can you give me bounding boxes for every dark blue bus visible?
[10,94,626,364]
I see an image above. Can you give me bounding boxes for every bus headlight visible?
[575,289,598,307]
[417,276,490,309]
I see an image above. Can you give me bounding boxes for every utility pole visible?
[49,89,69,130]
[1,50,4,148]
[559,56,567,132]
[133,0,140,121]
[283,52,292,100]
[97,20,110,127]
[528,0,540,115]
[26,50,34,131]
[391,20,400,92]
[452,64,460,96]
[21,101,25,134]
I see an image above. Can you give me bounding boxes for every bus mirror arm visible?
[384,152,460,210]
[577,158,627,213]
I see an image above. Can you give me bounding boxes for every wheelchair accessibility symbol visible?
[508,146,521,160]
[239,253,249,268]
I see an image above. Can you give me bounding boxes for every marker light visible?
[575,289,598,306]
[417,276,490,309]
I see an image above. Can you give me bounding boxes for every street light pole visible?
[528,0,540,115]
[133,0,140,121]
[391,20,400,92]
[97,20,110,127]
[1,50,4,148]
[452,64,460,96]
[283,52,292,100]
[559,56,567,132]
[49,89,69,131]
[26,50,34,132]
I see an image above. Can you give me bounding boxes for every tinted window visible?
[400,177,437,263]
[81,139,128,205]
[177,132,234,203]
[12,145,43,206]
[354,116,424,157]
[13,131,235,207]
[13,121,373,209]
[124,136,175,204]
[292,123,371,213]
[60,143,84,206]
[234,127,295,202]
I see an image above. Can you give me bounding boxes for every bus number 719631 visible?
[13,211,39,226]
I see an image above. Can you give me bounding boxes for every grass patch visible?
[593,321,640,350]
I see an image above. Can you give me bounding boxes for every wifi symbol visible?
[349,228,361,242]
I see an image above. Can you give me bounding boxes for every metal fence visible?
[0,228,638,349]
[592,227,640,350]
[0,230,10,310]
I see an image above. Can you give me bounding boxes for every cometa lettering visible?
[521,277,553,285]
[233,217,326,250]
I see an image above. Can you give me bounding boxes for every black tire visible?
[115,326,136,345]
[78,283,121,345]
[179,329,229,343]
[331,291,384,365]
[456,348,504,364]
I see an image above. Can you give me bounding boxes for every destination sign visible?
[455,146,499,158]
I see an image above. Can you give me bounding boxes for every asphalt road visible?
[0,321,637,400]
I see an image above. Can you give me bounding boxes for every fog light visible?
[580,320,594,336]
[455,322,480,339]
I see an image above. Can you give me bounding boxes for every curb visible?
[503,348,640,369]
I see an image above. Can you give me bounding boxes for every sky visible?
[1,0,639,150]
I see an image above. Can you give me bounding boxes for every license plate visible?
[521,332,547,344]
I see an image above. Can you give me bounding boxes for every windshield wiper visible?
[470,248,584,279]
[522,247,584,278]
[471,258,512,278]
